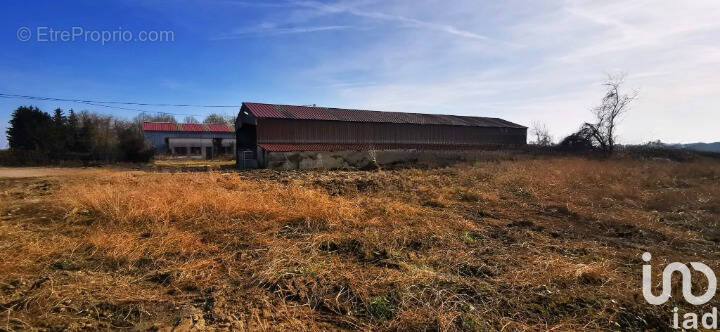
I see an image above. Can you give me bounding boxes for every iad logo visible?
[642,252,716,305]
[642,252,719,330]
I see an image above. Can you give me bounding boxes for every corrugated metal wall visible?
[255,119,526,146]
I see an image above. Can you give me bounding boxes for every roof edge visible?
[242,102,527,129]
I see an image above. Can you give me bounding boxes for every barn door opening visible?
[236,122,258,168]
[237,124,257,149]
[212,138,223,156]
[205,147,213,160]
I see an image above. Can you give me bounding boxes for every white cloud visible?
[277,0,720,143]
[216,23,355,38]
[290,0,491,40]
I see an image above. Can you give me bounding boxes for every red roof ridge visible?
[242,102,527,129]
[142,121,234,132]
[245,101,411,116]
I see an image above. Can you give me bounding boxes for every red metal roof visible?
[244,102,526,128]
[142,122,180,131]
[207,124,233,132]
[180,123,205,131]
[142,122,234,132]
[258,143,504,152]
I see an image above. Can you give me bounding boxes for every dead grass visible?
[1,157,719,330]
[152,158,236,168]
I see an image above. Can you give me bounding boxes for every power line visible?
[0,94,150,112]
[76,101,204,117]
[0,93,242,109]
[0,93,233,117]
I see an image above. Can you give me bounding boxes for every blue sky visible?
[1,0,719,148]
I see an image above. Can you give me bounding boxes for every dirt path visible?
[0,167,107,178]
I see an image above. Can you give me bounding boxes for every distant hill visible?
[673,142,720,153]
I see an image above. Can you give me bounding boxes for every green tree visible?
[115,120,153,162]
[52,108,66,127]
[50,108,68,154]
[6,106,52,151]
[67,109,79,151]
[6,106,154,163]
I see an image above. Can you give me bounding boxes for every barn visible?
[142,122,236,159]
[235,102,527,169]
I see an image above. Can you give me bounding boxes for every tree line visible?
[138,112,236,125]
[4,107,238,164]
[5,106,153,163]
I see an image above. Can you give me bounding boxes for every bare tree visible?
[202,113,237,125]
[223,114,237,125]
[582,73,637,154]
[135,112,176,123]
[183,116,199,124]
[530,121,553,146]
[203,113,229,125]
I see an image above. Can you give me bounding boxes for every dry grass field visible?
[1,156,719,331]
